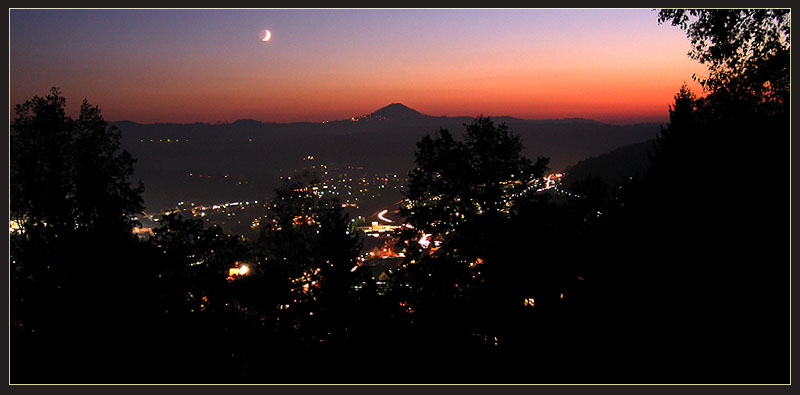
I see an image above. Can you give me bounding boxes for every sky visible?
[10,9,707,125]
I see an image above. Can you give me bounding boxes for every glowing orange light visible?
[469,257,484,268]
[524,298,535,307]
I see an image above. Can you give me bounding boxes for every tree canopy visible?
[11,87,144,242]
[400,116,549,251]
[10,88,152,383]
[658,9,790,116]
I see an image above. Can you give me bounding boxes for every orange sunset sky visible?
[10,9,707,124]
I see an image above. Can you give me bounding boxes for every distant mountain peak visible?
[371,103,422,119]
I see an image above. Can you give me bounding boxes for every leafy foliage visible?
[401,116,549,251]
[149,213,250,313]
[11,87,144,241]
[10,88,154,382]
[256,172,362,298]
[658,9,790,116]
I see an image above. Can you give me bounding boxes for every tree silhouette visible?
[573,9,791,382]
[658,9,790,116]
[387,116,599,378]
[149,213,250,314]
[254,172,362,348]
[400,116,548,257]
[10,88,150,382]
[142,213,254,382]
[11,87,143,242]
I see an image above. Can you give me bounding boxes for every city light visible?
[523,298,535,307]
[9,220,22,234]
[228,262,251,280]
[419,233,432,249]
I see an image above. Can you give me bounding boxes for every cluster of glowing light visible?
[533,172,566,192]
[227,262,251,280]
[418,233,432,249]
[523,298,535,307]
[399,301,416,314]
[357,221,400,237]
[469,257,485,268]
[290,268,322,294]
[9,220,22,234]
[293,215,316,226]
[132,227,153,237]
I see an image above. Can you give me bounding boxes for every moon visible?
[260,29,271,42]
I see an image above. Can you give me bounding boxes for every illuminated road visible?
[377,209,394,223]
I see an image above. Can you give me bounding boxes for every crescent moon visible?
[261,30,271,42]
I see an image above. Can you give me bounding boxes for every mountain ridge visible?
[112,106,662,211]
[110,103,658,127]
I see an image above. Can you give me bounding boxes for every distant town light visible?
[9,220,22,234]
[419,233,432,249]
[523,298,535,307]
[228,262,250,280]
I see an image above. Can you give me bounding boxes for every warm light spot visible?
[523,298,535,307]
[228,262,250,280]
[9,220,22,234]
[419,233,432,249]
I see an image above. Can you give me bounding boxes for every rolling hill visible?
[114,103,662,211]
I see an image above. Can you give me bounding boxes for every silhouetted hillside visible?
[115,104,660,211]
[562,138,656,191]
[372,103,424,120]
